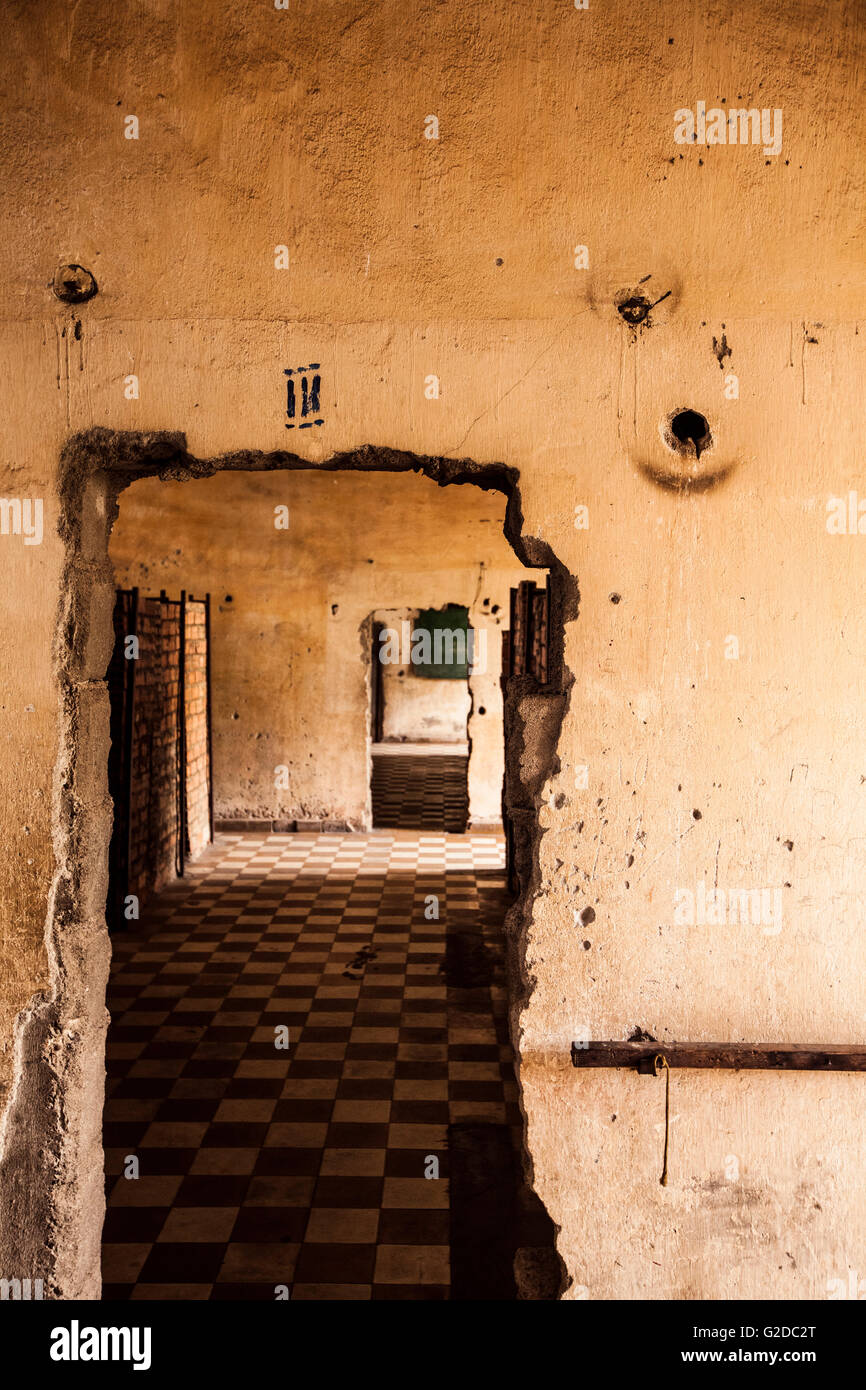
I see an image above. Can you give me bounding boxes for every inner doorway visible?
[370,604,471,832]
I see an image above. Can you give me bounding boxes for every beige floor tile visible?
[373,1244,450,1284]
[234,1060,290,1077]
[130,1285,212,1300]
[305,1208,380,1243]
[217,1244,299,1282]
[382,1177,449,1209]
[158,1207,238,1242]
[246,1176,316,1206]
[448,1101,507,1123]
[331,1099,391,1123]
[265,1122,328,1147]
[280,1077,339,1098]
[341,1060,395,1079]
[170,1078,227,1099]
[292,1043,347,1060]
[213,1098,277,1123]
[101,1243,152,1282]
[319,1148,386,1176]
[349,1027,400,1043]
[448,1062,502,1081]
[103,1100,162,1121]
[400,1012,447,1029]
[190,1148,259,1175]
[291,1283,371,1301]
[140,1121,208,1147]
[108,1176,183,1207]
[393,1079,448,1100]
[388,1123,448,1149]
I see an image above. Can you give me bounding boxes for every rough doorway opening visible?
[0,430,572,1300]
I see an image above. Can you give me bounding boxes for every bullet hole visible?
[784,839,794,851]
[331,604,338,615]
[677,784,682,791]
[583,940,591,950]
[712,332,731,369]
[667,36,674,43]
[617,294,653,326]
[616,285,672,327]
[692,808,702,819]
[554,792,566,809]
[609,592,622,605]
[52,263,98,303]
[495,257,504,266]
[627,854,634,867]
[667,409,712,459]
[579,906,596,926]
[225,594,233,603]
[478,706,486,715]
[491,604,500,614]
[628,1026,657,1042]
[232,712,239,720]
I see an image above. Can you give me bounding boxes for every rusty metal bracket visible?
[570,1042,866,1075]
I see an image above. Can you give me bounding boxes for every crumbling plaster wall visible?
[0,0,865,1299]
[109,471,521,828]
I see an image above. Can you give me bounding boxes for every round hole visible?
[667,409,712,458]
[617,295,652,325]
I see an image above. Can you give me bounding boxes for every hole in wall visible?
[616,295,653,325]
[665,409,712,459]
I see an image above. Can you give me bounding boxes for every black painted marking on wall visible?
[284,364,325,428]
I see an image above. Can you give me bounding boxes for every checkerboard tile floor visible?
[371,753,468,831]
[102,829,519,1300]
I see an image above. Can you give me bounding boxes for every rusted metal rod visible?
[570,1042,866,1074]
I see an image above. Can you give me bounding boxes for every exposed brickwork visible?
[127,596,182,909]
[184,599,211,859]
[112,591,212,918]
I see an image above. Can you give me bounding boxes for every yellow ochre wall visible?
[0,0,864,1298]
